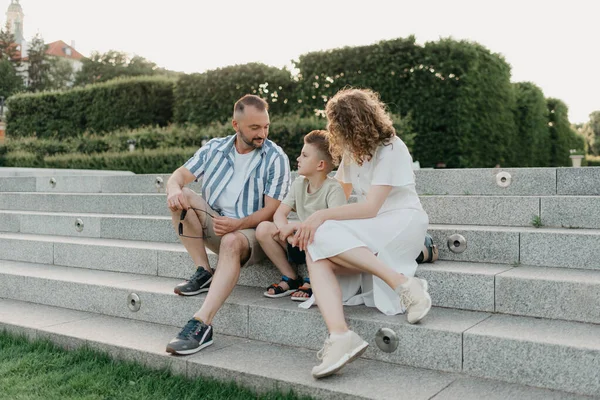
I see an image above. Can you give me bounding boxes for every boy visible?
[256,130,347,299]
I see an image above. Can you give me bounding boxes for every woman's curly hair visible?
[326,88,396,166]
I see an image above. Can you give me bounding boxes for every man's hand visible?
[212,216,243,236]
[167,188,190,212]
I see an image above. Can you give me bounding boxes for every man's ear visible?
[232,120,239,132]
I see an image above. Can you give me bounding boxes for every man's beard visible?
[238,127,264,149]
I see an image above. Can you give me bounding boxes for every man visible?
[165,94,291,355]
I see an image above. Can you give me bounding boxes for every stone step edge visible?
[0,298,596,400]
[0,209,170,219]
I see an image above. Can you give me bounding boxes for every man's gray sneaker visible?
[166,319,213,355]
[174,266,212,296]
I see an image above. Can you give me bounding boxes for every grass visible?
[0,330,312,400]
[531,215,543,228]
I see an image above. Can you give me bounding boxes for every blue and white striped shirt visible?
[183,135,291,218]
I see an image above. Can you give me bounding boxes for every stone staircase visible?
[0,168,599,399]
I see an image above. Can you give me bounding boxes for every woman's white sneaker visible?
[396,277,432,324]
[311,331,369,379]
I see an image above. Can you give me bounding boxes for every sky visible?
[2,0,598,123]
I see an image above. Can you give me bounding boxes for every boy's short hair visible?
[304,130,334,173]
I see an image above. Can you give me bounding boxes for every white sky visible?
[3,0,598,123]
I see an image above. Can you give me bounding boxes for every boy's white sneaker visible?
[311,330,369,379]
[396,277,432,324]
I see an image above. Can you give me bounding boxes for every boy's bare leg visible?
[169,188,211,271]
[256,222,297,276]
[193,232,250,324]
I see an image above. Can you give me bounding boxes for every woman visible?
[294,88,431,379]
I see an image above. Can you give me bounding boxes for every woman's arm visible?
[294,185,392,250]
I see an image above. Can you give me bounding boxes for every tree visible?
[27,33,51,92]
[47,57,75,90]
[75,50,158,86]
[0,22,20,64]
[0,58,23,97]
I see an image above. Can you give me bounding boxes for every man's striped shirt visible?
[183,135,291,218]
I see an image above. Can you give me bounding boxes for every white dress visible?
[301,136,429,316]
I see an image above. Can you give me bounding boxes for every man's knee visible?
[256,221,276,242]
[219,232,248,255]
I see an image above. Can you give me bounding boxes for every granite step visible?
[2,232,600,322]
[3,192,600,229]
[428,224,600,270]
[0,259,489,373]
[0,174,200,193]
[0,192,168,216]
[1,167,598,196]
[4,211,600,267]
[1,299,593,400]
[423,194,600,229]
[0,210,177,242]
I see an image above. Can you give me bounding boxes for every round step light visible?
[496,171,512,188]
[447,234,467,253]
[74,218,84,232]
[127,293,141,312]
[375,328,399,353]
[155,176,164,190]
[49,177,57,188]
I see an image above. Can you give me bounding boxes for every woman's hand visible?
[294,210,326,251]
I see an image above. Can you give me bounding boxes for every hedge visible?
[0,112,414,171]
[6,76,175,139]
[1,147,196,174]
[174,63,297,126]
[293,37,517,168]
[512,82,550,167]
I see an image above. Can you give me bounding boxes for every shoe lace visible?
[188,268,207,282]
[399,288,415,309]
[178,319,200,339]
[317,339,333,361]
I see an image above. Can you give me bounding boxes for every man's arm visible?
[166,167,198,211]
[212,195,281,235]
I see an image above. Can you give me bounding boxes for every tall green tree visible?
[0,58,23,97]
[27,33,51,92]
[547,98,581,166]
[0,22,20,64]
[512,82,550,166]
[47,57,75,90]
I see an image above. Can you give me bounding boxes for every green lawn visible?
[0,330,312,400]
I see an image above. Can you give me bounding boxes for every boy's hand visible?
[278,224,296,242]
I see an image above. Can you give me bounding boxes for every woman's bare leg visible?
[306,253,349,334]
[329,247,408,289]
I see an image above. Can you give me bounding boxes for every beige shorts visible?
[199,200,266,269]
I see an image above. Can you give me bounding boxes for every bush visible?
[293,37,517,168]
[2,150,43,167]
[512,82,550,167]
[174,63,297,125]
[6,76,175,139]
